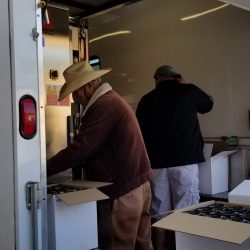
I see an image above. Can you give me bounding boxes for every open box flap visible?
[62,180,112,189]
[153,201,250,244]
[229,180,250,196]
[203,142,237,159]
[203,144,213,160]
[229,180,250,205]
[57,188,109,206]
[213,150,237,157]
[153,211,250,244]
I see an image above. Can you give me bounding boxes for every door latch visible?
[32,28,40,41]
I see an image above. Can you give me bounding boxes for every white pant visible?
[150,164,200,217]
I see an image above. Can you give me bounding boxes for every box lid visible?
[57,188,109,206]
[62,180,112,189]
[48,180,111,206]
[214,150,237,157]
[229,180,250,199]
[153,201,250,244]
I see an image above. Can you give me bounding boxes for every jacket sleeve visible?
[136,96,148,135]
[47,102,117,177]
[192,85,214,114]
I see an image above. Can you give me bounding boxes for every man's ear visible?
[77,85,85,96]
[86,81,94,88]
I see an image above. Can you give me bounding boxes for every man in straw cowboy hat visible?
[47,61,153,250]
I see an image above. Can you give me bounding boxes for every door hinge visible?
[26,182,41,250]
[26,181,41,210]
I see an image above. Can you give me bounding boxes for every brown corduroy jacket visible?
[47,90,152,199]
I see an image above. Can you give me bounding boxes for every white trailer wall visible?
[88,0,250,142]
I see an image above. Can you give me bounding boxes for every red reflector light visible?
[19,95,37,139]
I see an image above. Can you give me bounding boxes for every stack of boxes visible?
[47,180,110,250]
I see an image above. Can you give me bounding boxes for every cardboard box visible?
[47,180,111,250]
[153,201,250,250]
[199,142,237,194]
[175,232,250,250]
[229,180,250,205]
[230,149,250,190]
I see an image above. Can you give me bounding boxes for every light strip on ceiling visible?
[89,30,131,43]
[181,3,230,21]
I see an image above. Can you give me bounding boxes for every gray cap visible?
[154,65,180,78]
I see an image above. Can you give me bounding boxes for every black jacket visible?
[136,80,213,169]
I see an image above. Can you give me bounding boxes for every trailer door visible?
[0,0,45,249]
[0,0,15,248]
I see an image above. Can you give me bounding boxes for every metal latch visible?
[32,28,40,41]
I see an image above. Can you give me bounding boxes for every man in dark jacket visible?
[136,65,213,248]
[47,61,153,250]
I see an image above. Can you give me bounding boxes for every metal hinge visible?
[26,182,41,210]
[26,182,41,250]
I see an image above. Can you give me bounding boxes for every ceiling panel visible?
[48,0,142,17]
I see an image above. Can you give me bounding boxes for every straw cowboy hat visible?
[58,60,111,101]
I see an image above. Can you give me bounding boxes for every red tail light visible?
[19,95,37,139]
